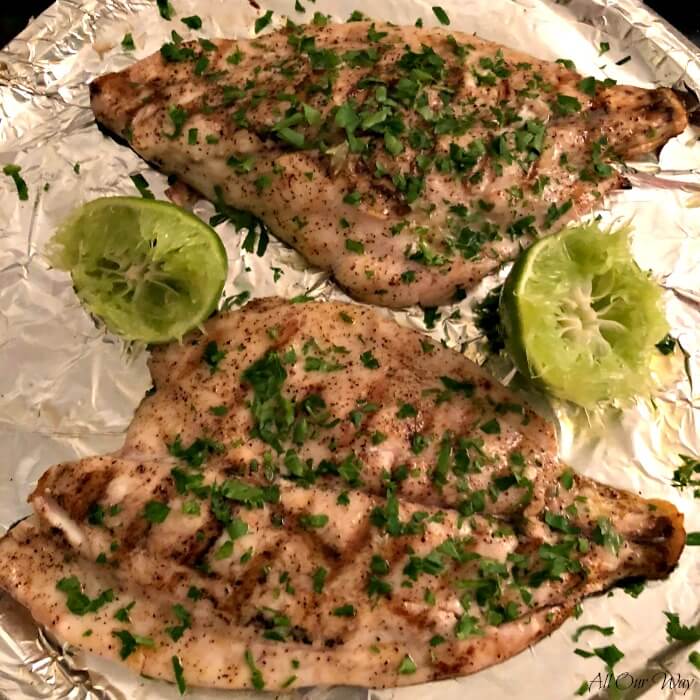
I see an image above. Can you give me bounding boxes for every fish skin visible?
[90,20,687,308]
[0,298,685,691]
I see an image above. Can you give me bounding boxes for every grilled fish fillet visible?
[90,19,687,308]
[0,298,685,691]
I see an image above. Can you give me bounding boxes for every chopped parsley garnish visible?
[332,604,356,617]
[227,47,244,64]
[621,580,645,598]
[559,469,574,490]
[172,655,186,695]
[210,404,229,416]
[254,174,272,192]
[672,454,700,495]
[312,11,330,27]
[349,402,378,429]
[599,42,610,55]
[440,376,475,397]
[423,306,440,329]
[168,435,224,468]
[664,611,700,643]
[594,644,624,669]
[384,131,403,155]
[112,630,155,659]
[544,510,580,535]
[432,6,450,25]
[578,76,596,97]
[87,502,105,526]
[370,555,390,576]
[214,540,234,560]
[181,15,202,29]
[552,94,582,116]
[188,586,203,601]
[299,513,329,529]
[312,566,327,593]
[360,350,379,369]
[56,576,113,616]
[222,290,251,309]
[254,10,273,34]
[160,31,195,62]
[130,173,155,199]
[245,649,265,690]
[343,190,362,206]
[166,604,192,641]
[687,532,700,546]
[371,488,432,537]
[194,55,209,75]
[592,517,622,555]
[241,351,296,451]
[543,199,573,229]
[203,341,226,373]
[157,0,174,21]
[277,127,305,149]
[114,601,135,623]
[165,105,188,140]
[121,33,135,51]
[398,654,417,674]
[411,434,430,454]
[397,403,417,419]
[480,418,500,435]
[182,500,200,516]
[218,478,280,509]
[455,613,482,639]
[143,500,171,524]
[345,239,365,254]
[3,164,28,201]
[371,431,387,445]
[529,540,583,586]
[367,23,388,42]
[575,680,589,696]
[304,355,344,372]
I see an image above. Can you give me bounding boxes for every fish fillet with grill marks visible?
[90,19,687,308]
[0,298,685,691]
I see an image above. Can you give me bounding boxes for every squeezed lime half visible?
[500,222,668,407]
[47,197,228,343]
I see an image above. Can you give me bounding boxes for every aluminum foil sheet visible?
[1,0,699,698]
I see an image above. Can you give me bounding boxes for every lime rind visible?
[500,221,668,407]
[47,197,228,343]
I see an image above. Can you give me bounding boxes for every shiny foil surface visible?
[0,0,699,698]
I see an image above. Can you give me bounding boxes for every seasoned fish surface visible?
[0,299,685,692]
[90,20,687,307]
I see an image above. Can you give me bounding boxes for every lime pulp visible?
[499,222,668,407]
[47,197,228,343]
